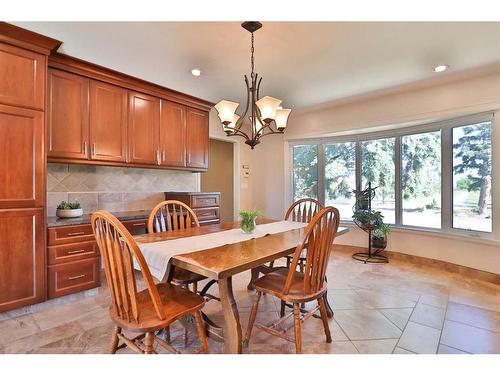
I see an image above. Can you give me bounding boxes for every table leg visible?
[247,268,260,290]
[218,277,242,354]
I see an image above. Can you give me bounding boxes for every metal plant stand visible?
[351,182,389,264]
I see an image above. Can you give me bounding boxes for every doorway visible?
[201,139,234,222]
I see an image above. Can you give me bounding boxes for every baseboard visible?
[333,244,500,285]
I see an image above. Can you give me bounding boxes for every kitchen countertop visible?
[47,210,151,228]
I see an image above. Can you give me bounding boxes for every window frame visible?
[288,112,494,239]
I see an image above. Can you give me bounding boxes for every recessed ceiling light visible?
[433,65,449,73]
[191,68,201,77]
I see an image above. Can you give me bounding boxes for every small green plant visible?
[239,209,262,234]
[57,200,81,210]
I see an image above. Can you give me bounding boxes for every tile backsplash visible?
[47,163,199,217]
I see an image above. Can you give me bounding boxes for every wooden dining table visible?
[134,219,348,354]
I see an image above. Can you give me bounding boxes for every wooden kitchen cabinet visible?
[89,80,128,162]
[128,91,160,165]
[0,42,45,110]
[0,208,45,311]
[186,108,209,169]
[47,69,90,160]
[0,104,44,208]
[160,100,187,167]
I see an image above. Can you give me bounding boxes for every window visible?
[290,113,494,237]
[292,144,318,201]
[361,138,396,224]
[402,131,441,228]
[452,122,492,232]
[324,142,356,220]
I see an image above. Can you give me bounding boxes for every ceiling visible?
[13,22,500,109]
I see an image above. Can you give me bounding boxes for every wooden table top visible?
[134,219,349,280]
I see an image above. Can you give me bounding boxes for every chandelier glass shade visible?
[214,22,291,149]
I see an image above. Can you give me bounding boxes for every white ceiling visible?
[13,22,500,109]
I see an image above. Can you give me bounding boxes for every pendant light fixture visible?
[214,22,291,149]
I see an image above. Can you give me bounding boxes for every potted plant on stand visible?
[56,200,83,218]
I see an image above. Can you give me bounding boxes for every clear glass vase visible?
[241,218,256,234]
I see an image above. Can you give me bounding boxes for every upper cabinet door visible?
[0,105,44,208]
[0,43,45,110]
[186,108,209,170]
[47,69,89,160]
[160,100,186,167]
[128,91,160,165]
[89,80,128,163]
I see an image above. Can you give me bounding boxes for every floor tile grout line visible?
[438,343,472,354]
[436,295,451,353]
[392,294,420,354]
[443,318,500,335]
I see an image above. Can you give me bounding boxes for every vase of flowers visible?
[239,209,261,234]
[56,200,83,218]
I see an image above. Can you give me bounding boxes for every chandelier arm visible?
[238,75,251,129]
[255,127,283,139]
[256,76,263,100]
[226,132,249,140]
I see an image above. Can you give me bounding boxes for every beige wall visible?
[201,139,234,222]
[249,68,500,274]
[46,163,198,217]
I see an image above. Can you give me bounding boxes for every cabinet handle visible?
[92,143,97,155]
[67,249,87,255]
[163,148,166,161]
[83,142,88,156]
[156,148,161,165]
[68,274,86,280]
[67,231,85,237]
[132,223,145,227]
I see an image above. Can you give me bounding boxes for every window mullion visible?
[395,136,402,226]
[317,144,325,206]
[442,128,452,231]
[355,141,362,192]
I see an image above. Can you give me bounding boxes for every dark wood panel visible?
[0,42,45,110]
[47,241,98,265]
[48,257,100,298]
[192,194,220,208]
[0,104,44,208]
[89,80,128,162]
[186,108,209,169]
[0,208,45,312]
[128,91,160,165]
[47,69,89,160]
[160,100,186,167]
[121,218,148,235]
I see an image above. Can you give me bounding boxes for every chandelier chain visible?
[250,32,255,78]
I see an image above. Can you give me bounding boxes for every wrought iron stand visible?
[351,182,389,264]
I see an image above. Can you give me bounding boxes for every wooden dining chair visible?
[91,210,209,354]
[244,206,340,354]
[147,200,208,294]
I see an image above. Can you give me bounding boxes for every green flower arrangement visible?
[239,209,262,234]
[57,200,82,210]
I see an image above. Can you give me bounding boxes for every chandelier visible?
[214,22,291,149]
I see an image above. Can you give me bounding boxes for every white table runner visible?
[136,220,308,280]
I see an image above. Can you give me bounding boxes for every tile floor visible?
[1,247,499,354]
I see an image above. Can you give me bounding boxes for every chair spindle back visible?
[91,210,166,324]
[284,207,340,295]
[285,198,324,223]
[147,200,200,234]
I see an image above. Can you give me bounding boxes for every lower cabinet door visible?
[48,257,101,299]
[0,208,45,312]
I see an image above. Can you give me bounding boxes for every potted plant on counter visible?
[56,200,83,218]
[239,209,262,234]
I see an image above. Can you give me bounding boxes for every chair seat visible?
[109,283,205,332]
[252,268,326,303]
[173,268,207,284]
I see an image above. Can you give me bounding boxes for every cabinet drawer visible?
[193,207,219,223]
[48,257,100,299]
[122,219,148,234]
[48,224,94,245]
[48,241,98,265]
[191,194,220,208]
